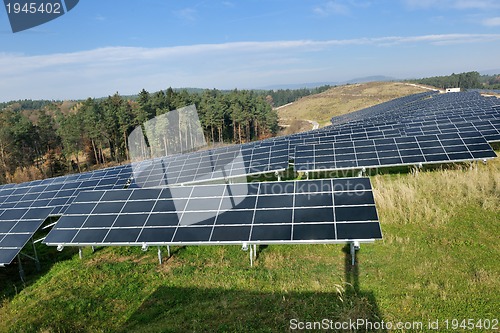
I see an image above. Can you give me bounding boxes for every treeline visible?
[0,88,278,184]
[0,99,57,111]
[407,71,485,90]
[262,85,332,107]
[479,74,500,89]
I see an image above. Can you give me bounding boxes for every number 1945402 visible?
[5,2,61,14]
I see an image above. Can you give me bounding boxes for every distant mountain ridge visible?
[259,75,396,90]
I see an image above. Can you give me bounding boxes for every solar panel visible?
[0,168,131,266]
[294,131,497,172]
[43,177,382,247]
[129,143,290,188]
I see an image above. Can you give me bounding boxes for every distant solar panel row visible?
[294,131,496,172]
[129,143,290,187]
[44,178,382,247]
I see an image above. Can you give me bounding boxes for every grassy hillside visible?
[1,83,498,332]
[277,82,430,128]
[0,155,498,332]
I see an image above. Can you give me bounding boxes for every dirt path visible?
[306,119,319,130]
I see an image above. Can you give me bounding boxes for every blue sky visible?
[1,0,500,101]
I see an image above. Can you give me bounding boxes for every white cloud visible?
[174,8,197,22]
[404,0,500,10]
[482,17,500,26]
[1,34,499,101]
[313,1,350,16]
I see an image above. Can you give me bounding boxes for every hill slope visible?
[277,81,429,128]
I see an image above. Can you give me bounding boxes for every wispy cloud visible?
[313,1,350,16]
[404,0,500,10]
[174,7,197,22]
[482,17,500,26]
[1,33,499,100]
[313,0,372,17]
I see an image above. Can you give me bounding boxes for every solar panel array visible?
[44,178,382,246]
[0,165,131,266]
[1,90,499,266]
[295,131,496,172]
[129,143,290,188]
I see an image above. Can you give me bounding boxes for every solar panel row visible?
[129,143,290,187]
[295,131,496,172]
[0,171,130,266]
[43,178,382,246]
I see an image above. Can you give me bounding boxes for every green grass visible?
[0,156,499,332]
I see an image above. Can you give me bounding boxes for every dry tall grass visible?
[372,159,500,228]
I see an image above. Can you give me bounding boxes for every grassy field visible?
[1,84,498,332]
[277,82,430,128]
[0,156,498,332]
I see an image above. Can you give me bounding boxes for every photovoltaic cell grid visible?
[294,131,497,172]
[255,102,500,155]
[330,91,500,130]
[0,170,131,266]
[129,143,290,187]
[294,118,500,147]
[3,91,499,265]
[330,91,438,125]
[43,178,382,247]
[0,142,292,265]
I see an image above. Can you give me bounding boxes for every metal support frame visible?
[18,254,25,283]
[79,247,83,259]
[16,237,42,282]
[274,171,281,182]
[243,243,258,266]
[357,167,366,177]
[157,247,162,265]
[31,238,40,271]
[349,241,360,265]
[167,245,171,257]
[305,171,309,180]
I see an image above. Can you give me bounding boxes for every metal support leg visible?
[275,171,281,182]
[167,245,171,257]
[158,247,162,265]
[253,244,257,260]
[350,242,355,265]
[358,167,366,178]
[91,246,95,253]
[305,171,309,180]
[18,254,25,283]
[249,245,253,267]
[79,247,83,259]
[31,238,40,271]
[350,241,360,265]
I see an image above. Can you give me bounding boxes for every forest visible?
[0,88,284,184]
[407,71,500,90]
